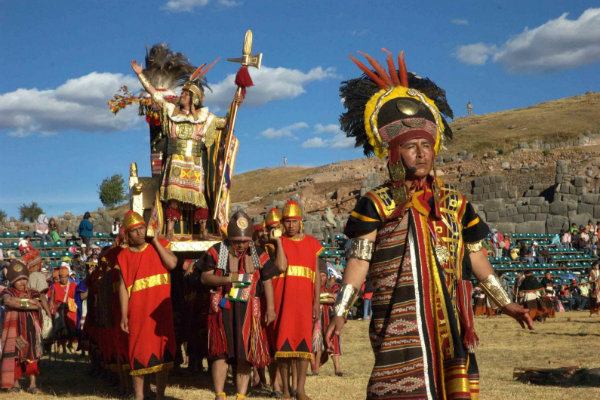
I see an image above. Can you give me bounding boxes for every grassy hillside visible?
[443,92,600,156]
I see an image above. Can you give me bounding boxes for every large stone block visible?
[483,199,504,212]
[529,197,545,206]
[512,214,524,223]
[517,205,529,214]
[473,186,484,195]
[529,205,541,213]
[523,213,536,221]
[594,205,600,219]
[578,203,594,215]
[546,215,569,233]
[515,221,546,234]
[567,201,578,212]
[574,176,586,187]
[549,201,567,215]
[493,222,516,233]
[486,211,499,222]
[535,213,547,221]
[540,203,549,213]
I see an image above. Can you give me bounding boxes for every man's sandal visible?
[215,392,226,400]
[236,394,247,400]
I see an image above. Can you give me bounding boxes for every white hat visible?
[81,243,87,247]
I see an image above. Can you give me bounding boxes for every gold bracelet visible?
[20,298,29,308]
[333,284,360,318]
[479,274,512,308]
[348,238,375,261]
[138,72,151,90]
[466,240,484,253]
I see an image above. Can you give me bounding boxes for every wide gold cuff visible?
[333,284,360,318]
[466,240,484,253]
[138,72,151,90]
[349,238,375,261]
[20,298,29,308]
[479,274,511,308]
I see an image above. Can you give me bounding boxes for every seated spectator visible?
[48,218,60,243]
[509,246,520,261]
[551,233,561,247]
[539,246,551,263]
[18,236,35,256]
[334,258,343,273]
[561,230,571,250]
[580,280,590,309]
[520,243,535,265]
[34,214,51,243]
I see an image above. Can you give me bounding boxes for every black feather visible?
[143,44,210,92]
[339,71,453,156]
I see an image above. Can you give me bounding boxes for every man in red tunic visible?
[49,264,77,351]
[117,211,177,400]
[272,200,323,400]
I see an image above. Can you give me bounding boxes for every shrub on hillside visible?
[19,202,44,223]
[98,174,127,208]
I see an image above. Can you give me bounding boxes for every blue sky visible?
[1,1,599,219]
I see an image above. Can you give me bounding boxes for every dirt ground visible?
[4,311,600,399]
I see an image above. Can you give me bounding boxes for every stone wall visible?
[471,160,600,234]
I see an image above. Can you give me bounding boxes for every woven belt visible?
[167,139,202,157]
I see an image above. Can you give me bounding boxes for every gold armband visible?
[466,240,484,253]
[349,238,375,261]
[138,72,151,90]
[333,284,360,318]
[479,274,512,308]
[20,298,29,308]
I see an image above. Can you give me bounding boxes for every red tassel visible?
[235,65,254,99]
[207,292,228,358]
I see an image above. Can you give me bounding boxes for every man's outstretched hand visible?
[502,302,535,330]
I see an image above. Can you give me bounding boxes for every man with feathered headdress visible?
[131,45,239,240]
[326,50,533,399]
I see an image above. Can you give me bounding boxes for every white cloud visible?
[314,123,341,134]
[350,29,369,37]
[217,0,242,6]
[330,133,355,149]
[260,122,308,139]
[0,72,142,137]
[452,19,468,25]
[164,0,242,12]
[454,43,498,66]
[455,8,600,73]
[205,65,338,112]
[302,137,327,148]
[493,8,600,73]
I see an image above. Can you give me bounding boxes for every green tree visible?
[19,202,44,222]
[98,174,127,208]
[0,209,7,223]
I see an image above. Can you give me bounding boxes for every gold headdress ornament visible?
[123,210,146,233]
[265,208,283,227]
[283,200,302,220]
[182,57,220,106]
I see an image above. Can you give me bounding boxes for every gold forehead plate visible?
[396,99,420,116]
[14,264,23,272]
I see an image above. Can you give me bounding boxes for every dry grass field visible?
[4,311,600,399]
